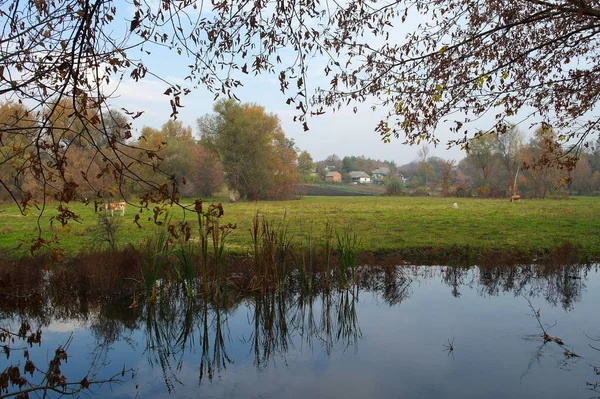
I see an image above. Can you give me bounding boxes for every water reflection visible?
[0,263,598,398]
[464,263,590,310]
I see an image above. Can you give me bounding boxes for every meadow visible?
[1,196,598,263]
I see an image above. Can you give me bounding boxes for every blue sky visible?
[102,0,540,165]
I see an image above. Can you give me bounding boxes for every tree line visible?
[2,98,598,207]
[396,125,600,198]
[0,99,302,204]
[309,124,600,198]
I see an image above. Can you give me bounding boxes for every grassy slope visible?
[0,196,598,260]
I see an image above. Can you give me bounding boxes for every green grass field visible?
[1,196,599,261]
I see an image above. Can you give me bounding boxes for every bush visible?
[410,186,430,196]
[477,185,491,198]
[385,177,404,196]
[455,187,472,198]
[90,212,122,251]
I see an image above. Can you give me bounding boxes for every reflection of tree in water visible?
[357,266,413,305]
[441,266,471,298]
[439,264,592,310]
[89,298,139,348]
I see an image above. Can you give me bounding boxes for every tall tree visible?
[0,102,39,203]
[297,150,315,181]
[417,144,430,163]
[494,124,525,190]
[466,134,495,186]
[190,145,224,198]
[439,160,456,196]
[198,100,297,200]
[521,126,566,198]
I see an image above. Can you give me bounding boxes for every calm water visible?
[3,264,600,398]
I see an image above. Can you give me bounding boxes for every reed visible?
[195,200,210,295]
[174,243,195,298]
[274,212,292,288]
[194,200,236,297]
[336,227,360,283]
[249,211,291,288]
[140,227,170,303]
[250,211,262,281]
[322,221,334,289]
[300,222,315,291]
[208,203,235,297]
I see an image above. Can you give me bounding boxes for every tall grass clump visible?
[195,200,210,295]
[195,200,236,297]
[300,222,316,291]
[140,227,170,303]
[274,212,292,287]
[249,211,292,289]
[174,242,195,299]
[322,221,334,289]
[90,212,122,251]
[336,228,360,283]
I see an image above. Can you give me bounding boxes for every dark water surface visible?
[3,264,600,398]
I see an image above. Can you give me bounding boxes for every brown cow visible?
[105,201,126,216]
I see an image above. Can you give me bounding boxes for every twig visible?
[443,337,455,353]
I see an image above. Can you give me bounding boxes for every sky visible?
[87,0,551,166]
[97,0,480,166]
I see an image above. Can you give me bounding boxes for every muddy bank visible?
[0,242,592,305]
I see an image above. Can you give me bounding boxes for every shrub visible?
[89,212,122,251]
[385,176,404,196]
[410,187,430,196]
[477,185,491,198]
[455,187,472,198]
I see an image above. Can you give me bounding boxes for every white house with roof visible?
[371,167,391,184]
[349,171,371,184]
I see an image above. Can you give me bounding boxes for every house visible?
[371,167,391,184]
[325,171,342,182]
[349,171,371,184]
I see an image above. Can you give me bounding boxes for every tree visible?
[466,134,495,186]
[494,124,525,191]
[190,145,224,198]
[135,120,196,196]
[0,102,39,203]
[297,151,314,175]
[314,1,600,164]
[417,144,430,163]
[521,126,567,198]
[418,161,435,185]
[569,157,593,195]
[198,100,298,200]
[440,160,456,196]
[297,150,316,182]
[323,155,343,173]
[267,132,300,199]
